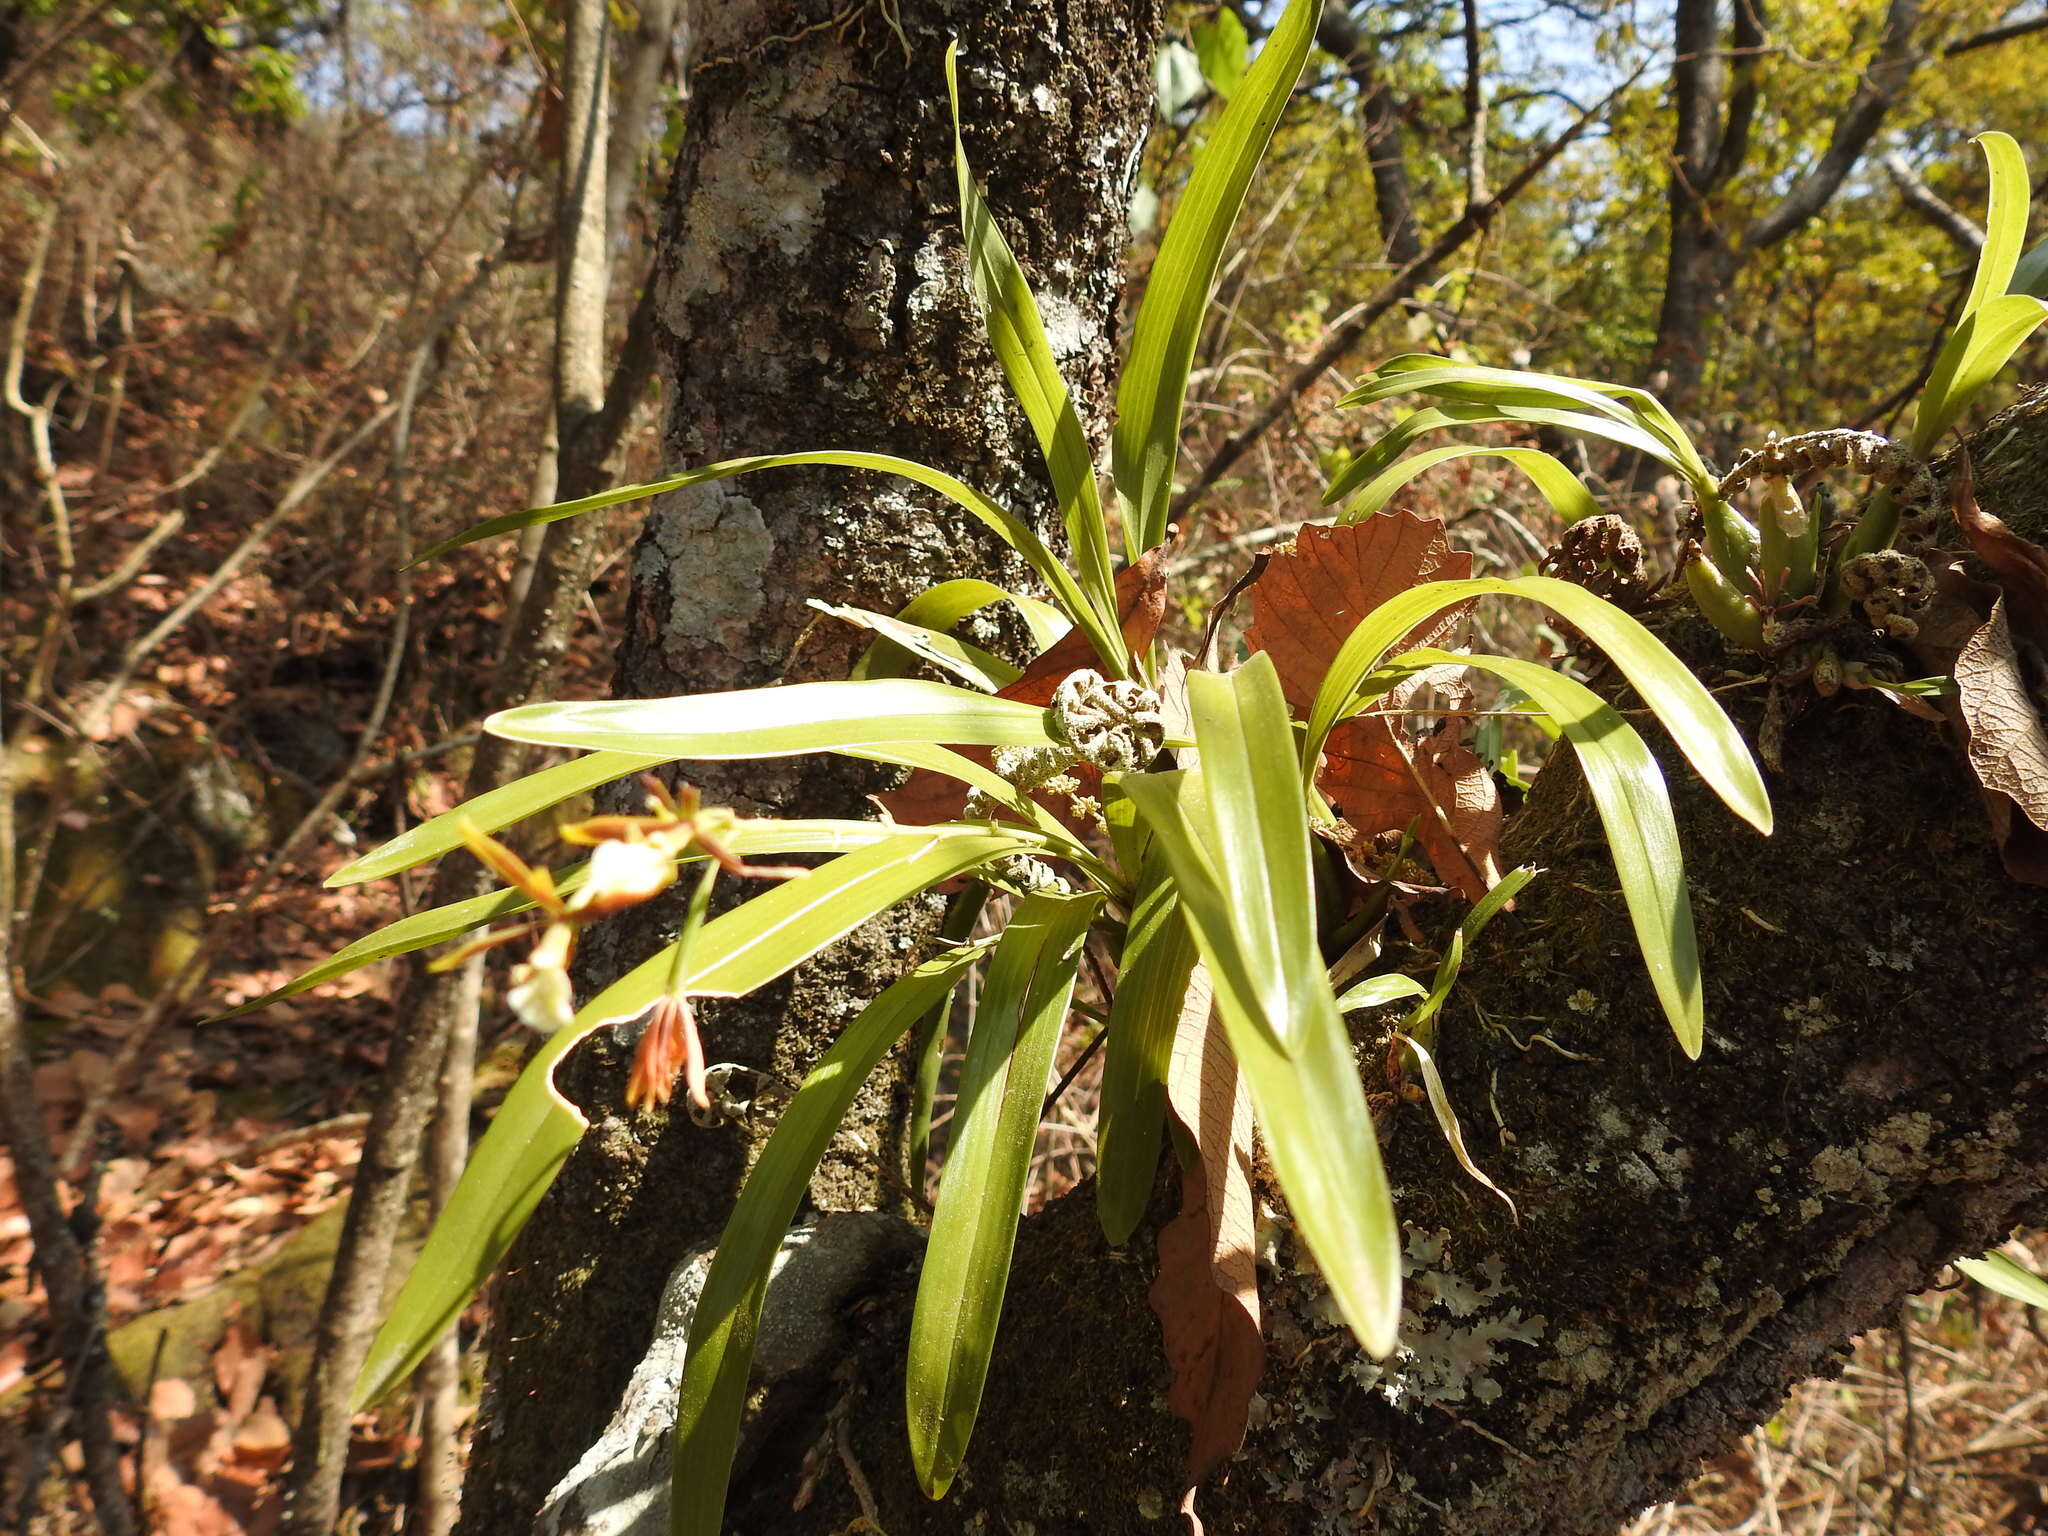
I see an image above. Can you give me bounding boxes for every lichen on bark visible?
[455,5,1160,1530]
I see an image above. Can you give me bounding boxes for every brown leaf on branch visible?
[1320,714,1504,901]
[1950,450,2048,651]
[880,548,1168,825]
[1242,515,1501,897]
[1954,596,2048,885]
[1149,966,1263,1534]
[1004,546,1168,706]
[1242,515,1473,711]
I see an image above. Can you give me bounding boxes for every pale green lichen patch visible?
[1321,1227,1549,1411]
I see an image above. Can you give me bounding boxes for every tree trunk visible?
[453,1,2048,1529]
[1648,0,1919,422]
[710,398,2048,1536]
[455,4,1160,1529]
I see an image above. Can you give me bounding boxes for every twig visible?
[0,725,135,1534]
[1173,66,1635,522]
[1891,1301,1919,1533]
[1042,1025,1108,1116]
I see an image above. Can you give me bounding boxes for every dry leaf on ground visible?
[1148,966,1263,1534]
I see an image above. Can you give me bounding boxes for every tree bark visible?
[711,398,2048,1535]
[456,4,1160,1529]
[1649,0,1919,418]
[451,0,2048,1528]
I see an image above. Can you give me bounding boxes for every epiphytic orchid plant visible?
[234,2,1775,1526]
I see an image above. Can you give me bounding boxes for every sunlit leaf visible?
[1333,973,1427,1011]
[1360,355,1711,483]
[484,678,1063,759]
[1121,656,1402,1358]
[1335,444,1602,524]
[1405,865,1539,1042]
[908,887,1100,1497]
[1095,841,1199,1245]
[849,579,1067,682]
[671,939,996,1536]
[1325,401,1686,507]
[1963,132,2030,319]
[1957,1249,2048,1310]
[947,45,1119,652]
[1301,575,1771,840]
[1368,651,1702,1056]
[407,449,1122,667]
[328,750,669,887]
[813,598,1019,691]
[1113,0,1316,553]
[1909,291,2048,456]
[351,829,1032,1410]
[1397,1033,1515,1218]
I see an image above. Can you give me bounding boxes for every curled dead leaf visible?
[1954,596,2048,885]
[1242,515,1473,714]
[1319,715,1503,903]
[1149,967,1263,1534]
[1950,450,2048,652]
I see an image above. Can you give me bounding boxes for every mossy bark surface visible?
[456,4,1159,1530]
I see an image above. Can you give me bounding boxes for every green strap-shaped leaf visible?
[849,579,1067,681]
[1301,575,1771,839]
[1909,291,2048,456]
[1341,362,1642,423]
[1360,355,1712,485]
[407,449,1122,669]
[485,677,1062,759]
[671,938,997,1536]
[1963,132,2030,320]
[1957,1250,2048,1310]
[1121,743,1401,1360]
[1381,650,1702,1056]
[222,822,954,1019]
[1094,841,1199,1245]
[1333,972,1427,1011]
[911,887,990,1181]
[1404,864,1540,1046]
[908,887,1101,1497]
[1334,444,1602,525]
[813,599,1020,691]
[350,828,1032,1410]
[1111,0,1317,554]
[946,46,1120,659]
[328,750,670,887]
[1325,400,1686,506]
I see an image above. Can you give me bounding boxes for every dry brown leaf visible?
[1240,517,1502,896]
[881,548,1169,825]
[1951,451,2048,651]
[213,1316,269,1425]
[1320,716,1503,902]
[1148,967,1263,1533]
[1955,597,2048,884]
[1242,515,1473,714]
